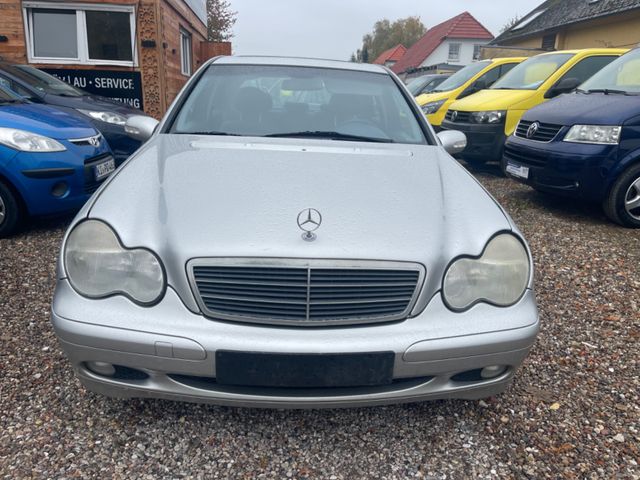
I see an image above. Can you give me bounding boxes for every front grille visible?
[189,259,425,326]
[445,110,471,123]
[515,120,563,142]
[504,144,548,168]
[83,153,114,194]
[70,133,103,147]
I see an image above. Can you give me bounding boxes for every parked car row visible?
[419,48,640,228]
[0,63,152,236]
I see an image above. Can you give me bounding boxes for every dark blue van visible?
[503,48,640,228]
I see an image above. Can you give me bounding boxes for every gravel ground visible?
[1,165,639,479]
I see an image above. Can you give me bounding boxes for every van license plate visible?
[94,158,115,181]
[506,163,529,179]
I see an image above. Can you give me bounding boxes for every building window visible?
[448,43,461,62]
[86,11,133,62]
[541,34,557,51]
[32,9,78,59]
[473,44,483,61]
[180,29,192,76]
[24,3,136,66]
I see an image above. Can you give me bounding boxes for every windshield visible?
[432,61,491,92]
[579,49,640,94]
[491,53,573,90]
[0,64,85,97]
[0,85,23,104]
[169,64,428,144]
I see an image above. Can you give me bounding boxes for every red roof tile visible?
[391,12,494,74]
[373,44,407,65]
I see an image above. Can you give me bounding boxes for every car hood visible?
[450,89,537,111]
[44,93,144,116]
[0,103,97,139]
[88,135,513,311]
[522,91,640,126]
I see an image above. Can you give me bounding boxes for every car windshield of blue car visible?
[492,53,573,90]
[0,86,24,104]
[579,49,640,95]
[432,61,491,92]
[169,64,428,144]
[0,64,85,97]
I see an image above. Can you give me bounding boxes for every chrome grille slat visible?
[189,259,425,327]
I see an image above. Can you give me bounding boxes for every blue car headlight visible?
[443,234,530,311]
[0,127,66,152]
[563,125,621,145]
[64,220,166,305]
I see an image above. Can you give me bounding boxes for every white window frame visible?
[180,28,192,76]
[22,2,138,67]
[448,43,461,62]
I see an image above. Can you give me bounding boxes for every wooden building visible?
[0,0,231,118]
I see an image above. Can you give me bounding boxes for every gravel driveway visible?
[1,166,638,479]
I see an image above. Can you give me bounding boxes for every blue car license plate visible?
[94,158,115,181]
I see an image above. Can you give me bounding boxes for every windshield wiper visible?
[0,99,22,104]
[177,131,243,136]
[264,131,394,143]
[585,88,632,95]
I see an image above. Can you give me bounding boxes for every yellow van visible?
[441,48,627,164]
[416,57,526,129]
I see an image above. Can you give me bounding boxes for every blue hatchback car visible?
[0,62,145,164]
[503,48,640,228]
[0,86,114,236]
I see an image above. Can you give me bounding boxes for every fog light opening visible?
[86,361,116,377]
[51,181,69,198]
[480,365,508,379]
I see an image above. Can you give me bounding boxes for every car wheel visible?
[603,163,640,228]
[0,180,22,237]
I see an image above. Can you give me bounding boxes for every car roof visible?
[536,48,628,56]
[211,56,390,74]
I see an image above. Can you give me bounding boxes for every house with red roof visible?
[392,12,494,78]
[373,44,407,68]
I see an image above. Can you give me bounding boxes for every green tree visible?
[351,16,426,62]
[207,0,237,42]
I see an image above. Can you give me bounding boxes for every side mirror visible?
[458,79,487,99]
[437,130,467,155]
[125,115,160,142]
[545,77,581,98]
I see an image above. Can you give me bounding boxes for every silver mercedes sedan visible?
[51,56,539,408]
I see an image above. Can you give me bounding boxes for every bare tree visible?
[501,15,521,33]
[207,0,237,42]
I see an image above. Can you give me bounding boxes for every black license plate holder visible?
[215,351,395,388]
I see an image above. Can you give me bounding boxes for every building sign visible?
[42,68,144,110]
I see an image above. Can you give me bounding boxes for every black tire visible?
[603,163,640,228]
[463,156,488,166]
[0,180,22,238]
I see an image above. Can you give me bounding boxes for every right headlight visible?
[421,100,446,115]
[563,125,621,145]
[64,220,166,305]
[443,234,530,311]
[0,127,66,152]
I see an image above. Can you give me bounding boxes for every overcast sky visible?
[229,0,536,60]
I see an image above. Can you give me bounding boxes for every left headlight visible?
[563,125,621,145]
[421,100,446,115]
[0,127,66,152]
[78,109,128,126]
[443,234,530,311]
[471,111,506,124]
[64,220,166,305]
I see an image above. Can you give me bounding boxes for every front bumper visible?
[52,280,539,408]
[441,120,506,162]
[503,135,618,201]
